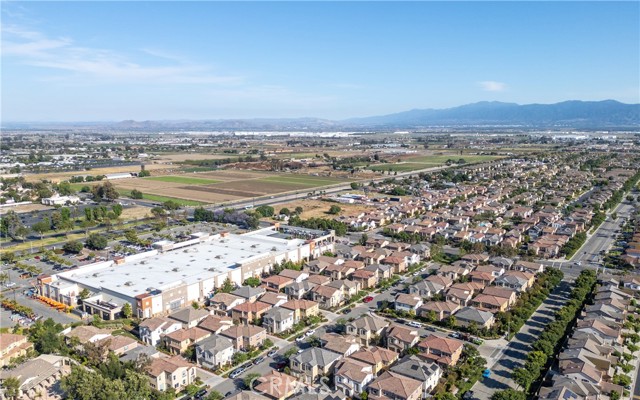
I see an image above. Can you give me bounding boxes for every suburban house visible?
[285,280,317,300]
[320,333,361,357]
[481,286,517,307]
[195,335,234,370]
[334,358,375,396]
[0,334,33,367]
[416,335,464,367]
[162,327,211,355]
[209,292,246,316]
[384,325,420,354]
[390,355,443,396]
[418,301,460,321]
[454,307,496,329]
[220,325,267,351]
[312,285,344,309]
[262,307,295,334]
[409,280,444,299]
[367,371,422,400]
[470,294,510,313]
[394,294,423,313]
[349,346,399,374]
[147,355,197,392]
[64,326,111,345]
[230,301,272,324]
[262,275,294,293]
[259,292,289,308]
[198,315,234,335]
[232,286,267,303]
[281,299,321,323]
[139,317,183,346]
[346,315,389,346]
[289,347,341,384]
[168,307,210,329]
[0,355,73,399]
[254,371,300,400]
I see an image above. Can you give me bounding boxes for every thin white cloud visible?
[2,24,243,85]
[478,80,507,92]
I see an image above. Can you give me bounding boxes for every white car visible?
[305,329,316,336]
[295,336,305,342]
[407,321,422,328]
[5,282,16,288]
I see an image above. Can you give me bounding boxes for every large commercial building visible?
[39,226,334,320]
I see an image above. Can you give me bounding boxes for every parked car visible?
[295,336,305,342]
[363,296,374,303]
[407,321,422,328]
[267,349,278,357]
[229,369,243,379]
[449,332,461,339]
[195,389,208,399]
[305,329,316,336]
[253,356,265,365]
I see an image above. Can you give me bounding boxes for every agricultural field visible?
[22,164,169,183]
[369,154,503,172]
[104,172,346,205]
[145,175,221,185]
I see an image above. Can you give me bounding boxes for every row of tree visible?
[508,270,597,395]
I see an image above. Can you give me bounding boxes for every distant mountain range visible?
[5,100,639,130]
[344,100,640,128]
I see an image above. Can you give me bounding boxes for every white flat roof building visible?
[40,226,334,320]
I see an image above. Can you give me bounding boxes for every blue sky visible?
[2,1,639,121]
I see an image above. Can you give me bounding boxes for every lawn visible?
[260,175,344,187]
[145,176,221,185]
[117,189,205,206]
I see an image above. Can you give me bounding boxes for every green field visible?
[117,189,205,206]
[370,163,437,172]
[145,175,221,185]
[261,175,344,187]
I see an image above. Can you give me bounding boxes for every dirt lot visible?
[0,203,53,215]
[120,206,152,220]
[273,198,377,219]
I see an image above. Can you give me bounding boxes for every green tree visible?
[86,233,108,250]
[512,367,533,391]
[1,251,16,264]
[279,207,290,216]
[206,391,224,400]
[350,182,359,190]
[121,303,132,319]
[79,288,91,300]
[2,376,21,399]
[294,206,304,215]
[243,373,261,389]
[255,205,275,218]
[130,189,143,199]
[32,218,51,239]
[220,278,235,293]
[243,277,261,287]
[328,205,341,215]
[232,352,248,365]
[63,240,84,254]
[491,389,526,400]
